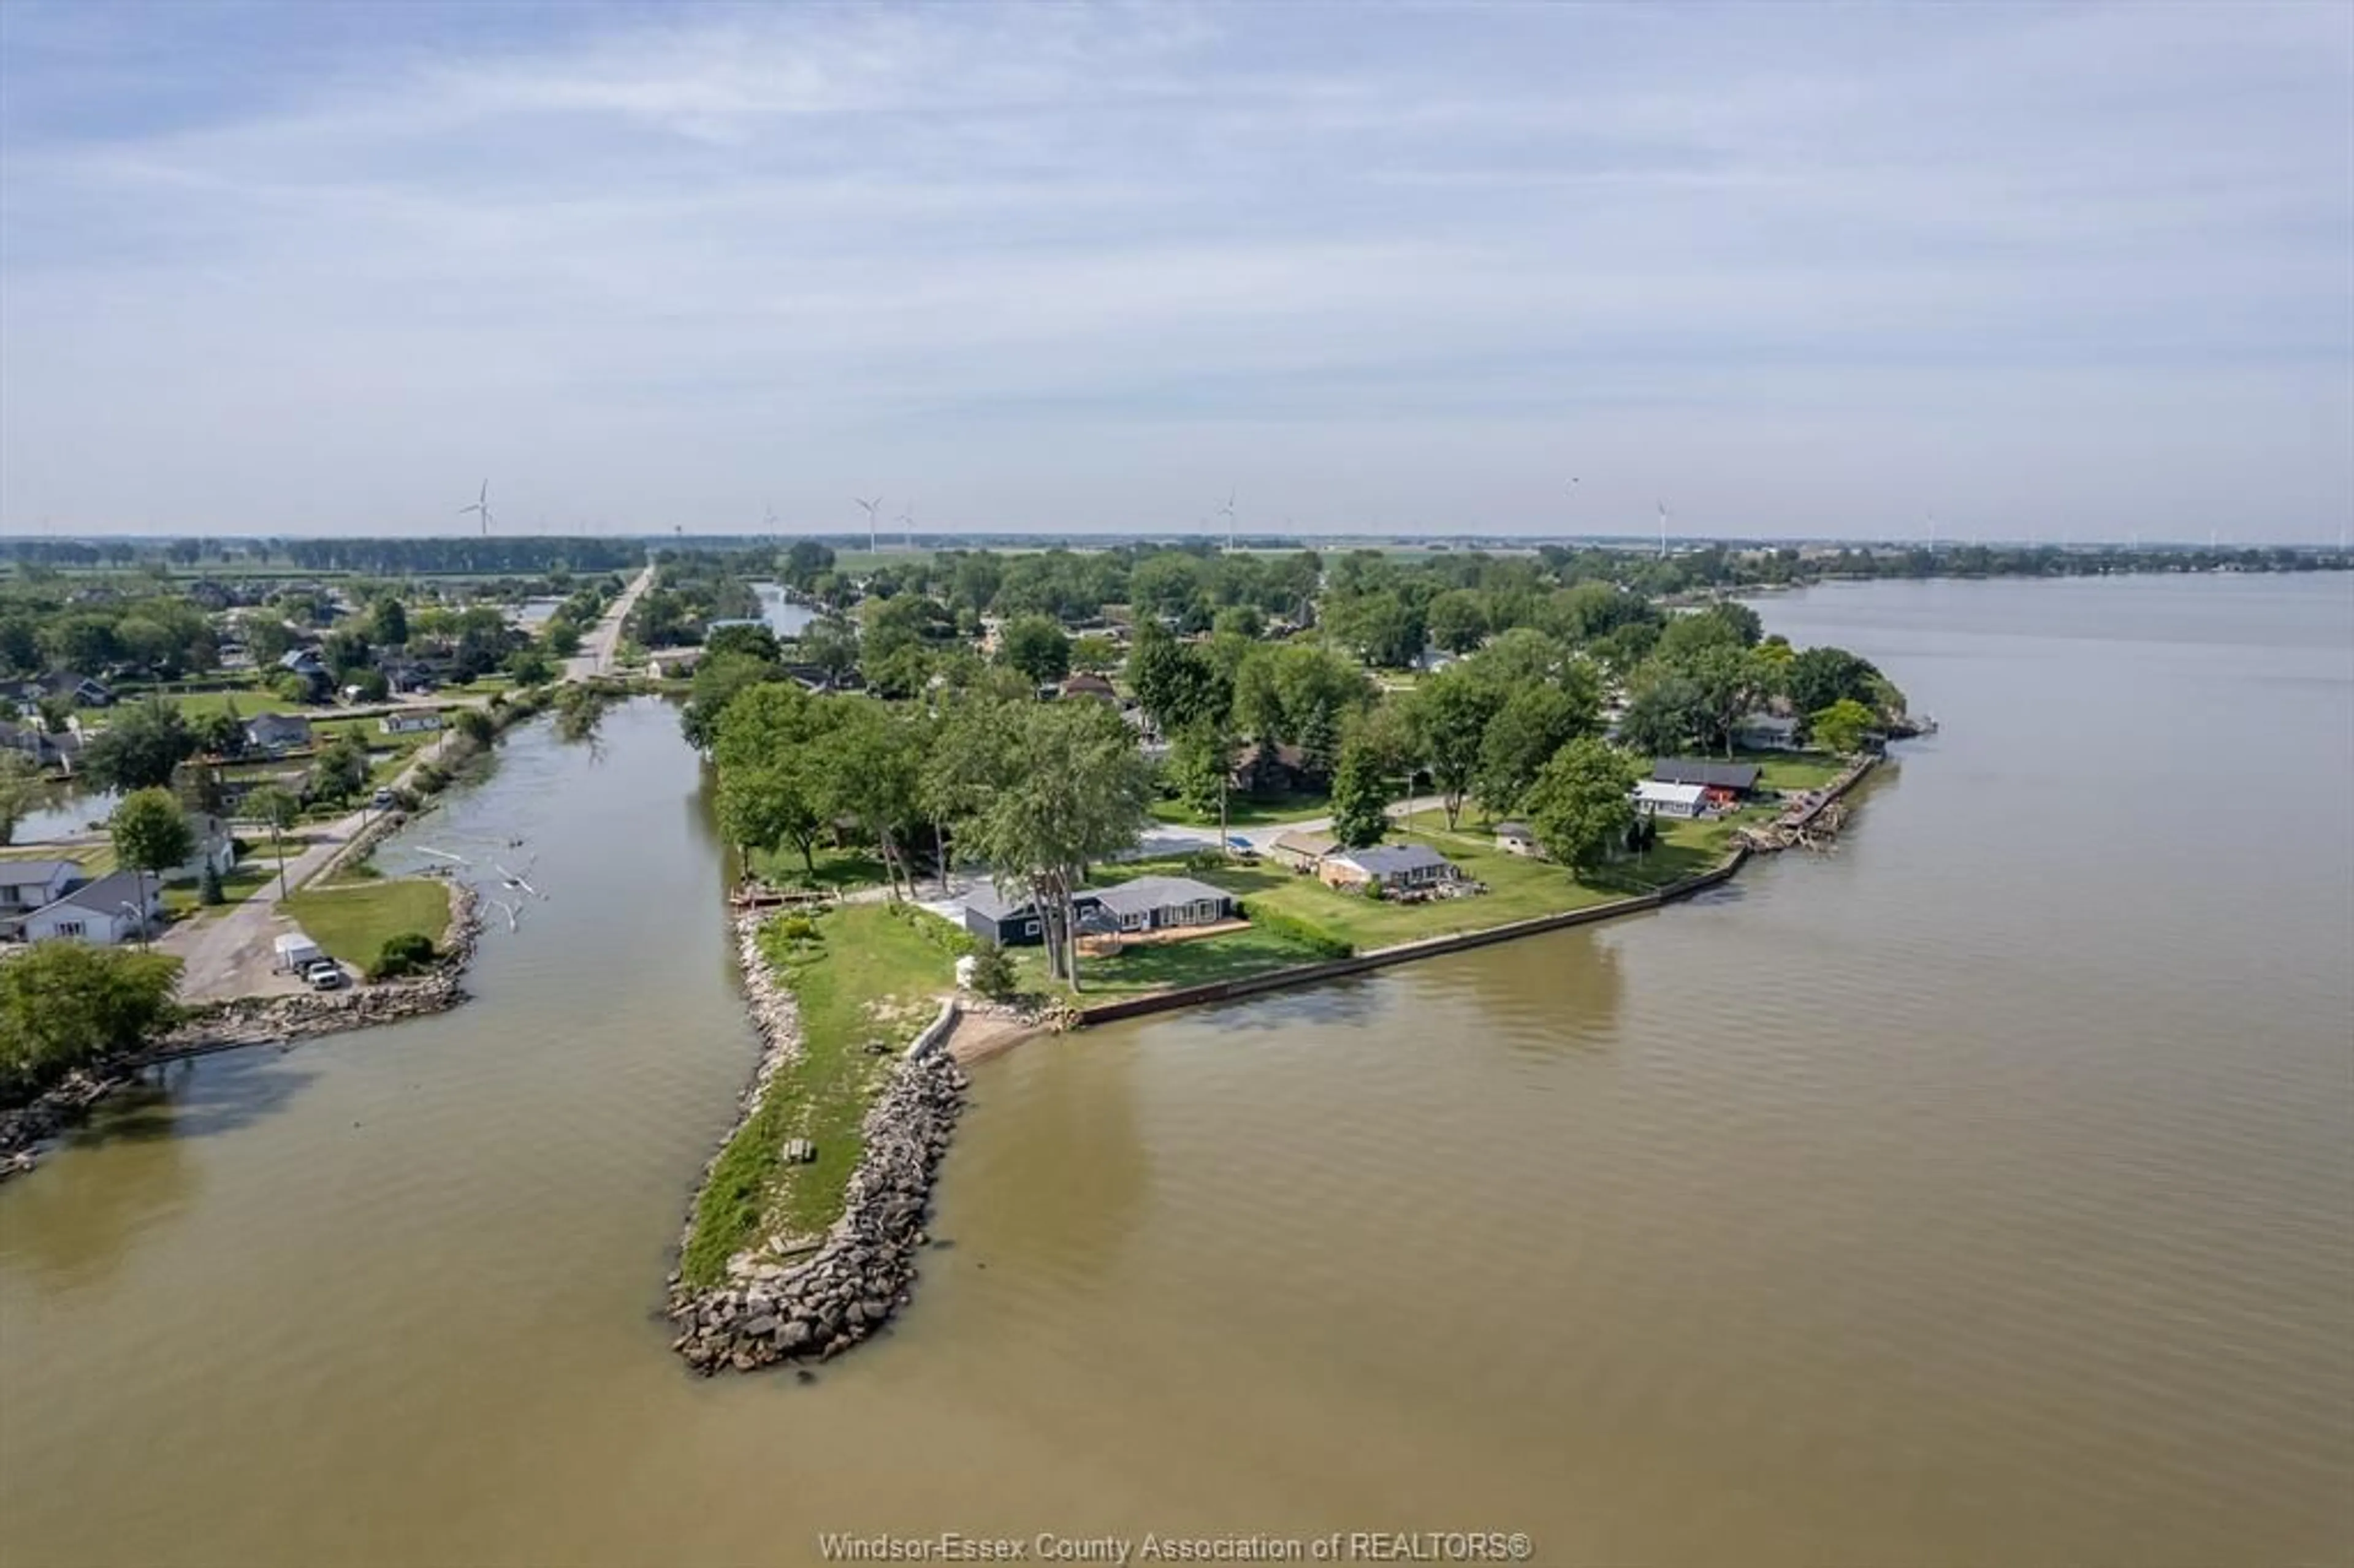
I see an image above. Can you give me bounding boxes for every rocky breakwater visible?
[666,913,969,1375]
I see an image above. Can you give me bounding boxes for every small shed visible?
[1494,821,1539,856]
[1268,828,1337,870]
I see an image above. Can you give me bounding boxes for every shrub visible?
[197,862,226,907]
[887,899,975,956]
[966,942,1019,1000]
[367,930,438,981]
[1236,903,1354,959]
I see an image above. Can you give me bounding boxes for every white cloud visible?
[1,1,2347,538]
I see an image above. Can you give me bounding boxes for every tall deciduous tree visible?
[1327,738,1390,849]
[1403,667,1501,829]
[0,753,42,846]
[961,701,1154,990]
[81,698,196,793]
[998,615,1073,687]
[0,943,181,1100]
[109,788,193,948]
[1808,698,1877,755]
[1525,739,1640,875]
[1476,684,1591,820]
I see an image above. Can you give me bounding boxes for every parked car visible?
[370,788,396,809]
[303,959,345,991]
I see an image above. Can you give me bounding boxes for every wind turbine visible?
[763,503,780,534]
[1218,489,1237,552]
[897,500,915,552]
[1927,508,1937,553]
[1656,499,1670,559]
[855,495,882,554]
[459,480,493,537]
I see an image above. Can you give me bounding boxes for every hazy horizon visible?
[4,2,2349,542]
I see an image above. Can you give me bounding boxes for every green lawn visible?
[679,903,958,1288]
[1012,921,1337,1000]
[280,878,452,966]
[1147,791,1335,829]
[156,683,284,718]
[744,842,890,892]
[1732,748,1849,791]
[161,857,283,917]
[1095,810,1755,955]
[0,841,116,877]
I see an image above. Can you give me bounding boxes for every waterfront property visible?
[0,859,79,931]
[1495,821,1539,856]
[961,875,1240,946]
[15,869,161,946]
[1633,780,1709,819]
[1734,711,1804,750]
[379,710,443,736]
[244,712,314,755]
[1651,758,1762,805]
[1319,843,1463,892]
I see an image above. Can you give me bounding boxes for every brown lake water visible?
[2,575,2349,1566]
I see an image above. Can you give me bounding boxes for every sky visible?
[1,1,2349,543]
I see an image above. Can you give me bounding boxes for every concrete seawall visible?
[1074,750,1887,1029]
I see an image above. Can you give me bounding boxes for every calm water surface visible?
[2,577,2349,1567]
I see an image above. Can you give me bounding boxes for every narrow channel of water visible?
[1,577,2349,1566]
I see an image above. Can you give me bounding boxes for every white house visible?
[0,859,80,920]
[1494,821,1540,857]
[1632,780,1708,819]
[1733,711,1804,751]
[165,814,238,885]
[18,870,162,946]
[379,709,443,736]
[1320,843,1463,892]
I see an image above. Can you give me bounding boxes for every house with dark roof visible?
[1057,672,1119,704]
[245,712,314,756]
[0,859,81,924]
[959,875,1240,948]
[40,671,113,707]
[1649,758,1761,803]
[1494,821,1539,856]
[15,870,161,946]
[1319,843,1463,892]
[1229,738,1319,795]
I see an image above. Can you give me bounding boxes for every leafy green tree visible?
[81,698,196,793]
[452,707,497,746]
[0,943,181,1101]
[813,700,927,900]
[1525,739,1640,875]
[1327,737,1390,849]
[920,692,1019,893]
[1785,645,1883,715]
[109,788,193,946]
[1656,611,1745,664]
[244,785,301,900]
[998,615,1073,687]
[1809,698,1876,755]
[370,596,409,648]
[1426,589,1490,655]
[197,862,226,907]
[959,700,1154,989]
[308,733,370,808]
[1069,633,1121,675]
[713,684,840,878]
[192,707,247,760]
[1617,670,1704,756]
[1477,684,1591,820]
[506,648,556,686]
[1403,667,1501,829]
[679,652,782,752]
[703,622,780,663]
[0,752,42,846]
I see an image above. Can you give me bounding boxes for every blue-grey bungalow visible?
[961,875,1240,948]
